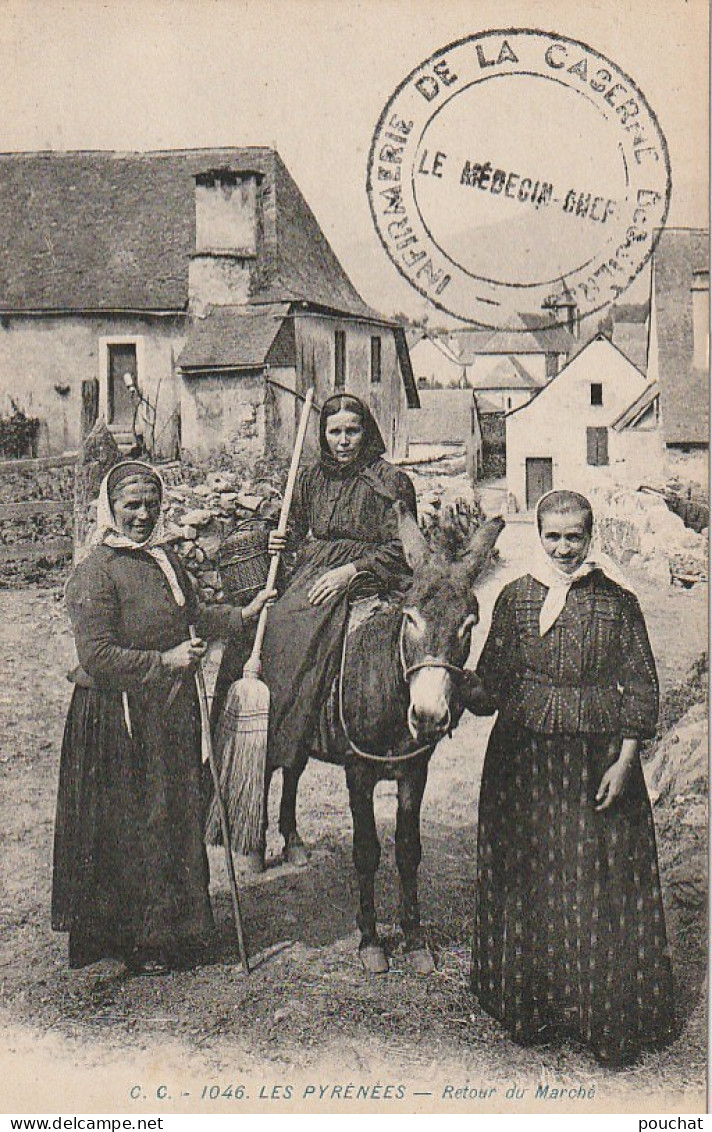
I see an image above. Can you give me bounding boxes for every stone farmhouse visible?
[0,148,418,461]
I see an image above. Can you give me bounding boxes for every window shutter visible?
[586,426,608,466]
[334,330,346,388]
[586,426,597,465]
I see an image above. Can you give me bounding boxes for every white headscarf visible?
[94,460,186,608]
[530,489,632,636]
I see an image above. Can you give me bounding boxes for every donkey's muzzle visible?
[408,702,452,741]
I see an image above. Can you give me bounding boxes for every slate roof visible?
[0,148,375,318]
[474,394,501,415]
[450,325,574,363]
[177,303,292,370]
[611,383,660,431]
[651,228,709,445]
[470,355,541,390]
[611,321,649,373]
[408,388,477,444]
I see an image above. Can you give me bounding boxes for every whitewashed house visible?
[409,332,468,388]
[467,355,543,412]
[506,336,649,510]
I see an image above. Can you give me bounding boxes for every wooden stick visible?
[243,387,314,678]
[191,625,251,974]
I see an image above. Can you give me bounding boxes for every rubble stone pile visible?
[642,655,708,912]
[589,485,708,585]
[163,468,281,603]
[645,700,708,809]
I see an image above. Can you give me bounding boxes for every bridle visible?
[338,612,466,764]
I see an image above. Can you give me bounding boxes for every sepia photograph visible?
[0,0,708,1118]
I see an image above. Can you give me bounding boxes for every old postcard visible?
[0,0,708,1118]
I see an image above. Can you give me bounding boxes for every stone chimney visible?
[188,168,264,315]
[542,282,580,340]
[691,269,709,371]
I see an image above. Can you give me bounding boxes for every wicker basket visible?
[217,519,275,604]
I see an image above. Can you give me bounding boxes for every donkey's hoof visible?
[359,944,389,975]
[283,833,309,869]
[403,946,436,975]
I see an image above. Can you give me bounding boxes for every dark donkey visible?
[271,504,504,974]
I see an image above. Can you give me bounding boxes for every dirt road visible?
[0,514,707,1114]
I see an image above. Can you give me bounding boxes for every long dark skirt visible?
[213,552,354,770]
[52,683,213,968]
[471,724,675,1059]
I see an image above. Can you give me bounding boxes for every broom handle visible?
[190,626,251,974]
[243,387,315,677]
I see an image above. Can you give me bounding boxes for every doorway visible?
[525,457,553,509]
[107,343,137,429]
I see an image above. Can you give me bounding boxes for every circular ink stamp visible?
[367,29,671,328]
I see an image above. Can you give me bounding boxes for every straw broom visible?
[206,387,315,853]
[190,626,251,973]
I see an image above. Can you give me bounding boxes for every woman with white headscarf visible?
[470,490,674,1066]
[52,460,274,975]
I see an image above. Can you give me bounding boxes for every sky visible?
[0,0,707,323]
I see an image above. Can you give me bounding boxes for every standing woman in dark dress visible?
[212,393,417,868]
[52,460,274,974]
[471,490,674,1065]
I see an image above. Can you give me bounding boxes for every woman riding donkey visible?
[471,489,675,1065]
[212,393,417,871]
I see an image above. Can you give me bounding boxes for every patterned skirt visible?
[471,724,675,1060]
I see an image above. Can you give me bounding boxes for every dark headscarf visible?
[318,394,386,480]
[106,459,162,505]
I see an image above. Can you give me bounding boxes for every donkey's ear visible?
[393,499,430,571]
[462,516,505,582]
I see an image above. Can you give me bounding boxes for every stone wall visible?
[0,456,75,587]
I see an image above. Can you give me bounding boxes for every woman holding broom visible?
[52,460,275,974]
[212,393,417,870]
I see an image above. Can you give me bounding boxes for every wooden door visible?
[525,457,553,509]
[107,344,137,428]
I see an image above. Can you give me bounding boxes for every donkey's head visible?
[395,501,504,743]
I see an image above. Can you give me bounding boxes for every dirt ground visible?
[0,500,708,1115]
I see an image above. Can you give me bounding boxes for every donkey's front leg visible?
[346,761,388,974]
[396,758,435,973]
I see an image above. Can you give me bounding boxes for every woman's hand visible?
[308,564,358,606]
[267,531,288,555]
[459,670,497,716]
[242,587,279,622]
[161,638,207,672]
[595,739,638,811]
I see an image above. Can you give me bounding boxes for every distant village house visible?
[506,336,651,510]
[407,387,483,481]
